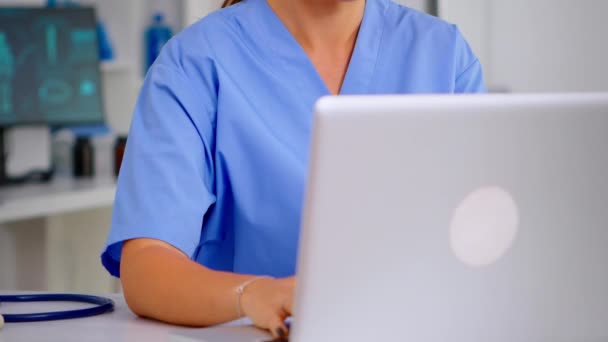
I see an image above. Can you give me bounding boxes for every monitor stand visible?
[0,126,53,186]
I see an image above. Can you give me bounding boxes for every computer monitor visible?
[0,7,104,127]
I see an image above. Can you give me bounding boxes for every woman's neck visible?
[266,0,366,51]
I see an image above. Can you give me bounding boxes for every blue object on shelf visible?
[97,21,115,61]
[49,0,79,6]
[68,124,111,138]
[145,12,173,75]
[46,0,115,61]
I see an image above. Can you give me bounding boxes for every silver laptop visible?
[289,94,608,342]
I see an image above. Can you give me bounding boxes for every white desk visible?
[0,178,117,292]
[0,293,271,342]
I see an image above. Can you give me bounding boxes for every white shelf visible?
[0,178,116,224]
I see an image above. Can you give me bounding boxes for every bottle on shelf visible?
[144,12,173,76]
[73,137,95,178]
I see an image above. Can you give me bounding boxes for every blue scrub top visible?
[102,0,485,278]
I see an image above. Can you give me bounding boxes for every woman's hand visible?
[240,277,295,339]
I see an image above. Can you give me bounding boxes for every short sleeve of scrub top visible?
[102,0,487,278]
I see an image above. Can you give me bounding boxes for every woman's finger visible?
[269,314,289,339]
[281,277,296,315]
[283,295,294,315]
[271,323,288,339]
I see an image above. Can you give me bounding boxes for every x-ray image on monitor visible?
[0,7,104,126]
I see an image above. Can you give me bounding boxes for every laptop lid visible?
[292,93,608,342]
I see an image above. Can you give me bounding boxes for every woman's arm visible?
[121,238,294,338]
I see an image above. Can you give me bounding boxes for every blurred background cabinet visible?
[13,0,604,294]
[0,0,439,294]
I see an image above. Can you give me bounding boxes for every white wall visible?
[440,0,488,79]
[183,0,222,26]
[443,0,608,93]
[397,0,431,13]
[184,0,434,27]
[490,0,608,92]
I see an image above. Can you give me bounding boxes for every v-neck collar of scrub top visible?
[240,0,389,95]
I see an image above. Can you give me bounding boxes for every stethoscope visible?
[0,294,115,329]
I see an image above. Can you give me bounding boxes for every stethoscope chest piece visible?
[0,294,114,328]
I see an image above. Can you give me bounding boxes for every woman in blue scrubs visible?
[102,0,485,338]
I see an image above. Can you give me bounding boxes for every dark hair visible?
[222,0,242,8]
